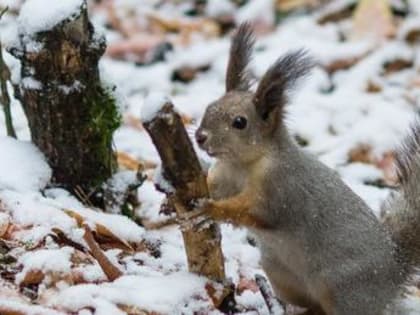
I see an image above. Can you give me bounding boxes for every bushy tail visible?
[382,122,420,267]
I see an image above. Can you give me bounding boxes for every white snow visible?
[136,180,167,223]
[140,91,170,122]
[235,0,275,26]
[0,191,79,242]
[21,76,42,90]
[15,247,74,284]
[205,0,235,18]
[53,272,208,313]
[0,137,51,191]
[18,0,84,35]
[45,191,145,243]
[153,164,175,194]
[103,170,140,214]
[0,212,10,236]
[0,300,64,315]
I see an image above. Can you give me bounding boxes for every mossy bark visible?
[10,2,120,202]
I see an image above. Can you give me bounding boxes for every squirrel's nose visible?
[195,130,208,146]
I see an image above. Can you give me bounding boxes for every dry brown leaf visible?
[124,115,144,131]
[0,212,10,238]
[376,151,398,185]
[352,0,396,41]
[63,209,134,252]
[117,151,156,172]
[51,228,86,253]
[404,28,420,44]
[20,269,44,286]
[348,143,374,164]
[349,145,397,186]
[147,14,220,42]
[237,277,259,294]
[0,308,26,315]
[382,58,413,75]
[324,52,369,74]
[172,65,210,83]
[277,0,321,12]
[317,0,356,25]
[118,304,159,315]
[106,34,165,61]
[366,80,382,93]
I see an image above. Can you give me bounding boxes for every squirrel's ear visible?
[253,50,313,120]
[226,22,255,92]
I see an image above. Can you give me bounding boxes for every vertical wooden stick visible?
[143,101,226,282]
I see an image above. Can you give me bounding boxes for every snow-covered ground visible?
[0,0,420,314]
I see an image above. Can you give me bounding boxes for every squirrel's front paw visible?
[177,198,212,231]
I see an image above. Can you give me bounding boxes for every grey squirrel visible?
[193,23,420,314]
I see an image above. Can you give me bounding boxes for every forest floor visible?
[0,0,420,314]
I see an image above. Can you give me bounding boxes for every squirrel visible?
[192,23,420,315]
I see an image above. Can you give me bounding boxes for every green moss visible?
[84,84,121,187]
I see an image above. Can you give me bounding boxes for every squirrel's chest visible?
[208,158,269,200]
[207,162,248,199]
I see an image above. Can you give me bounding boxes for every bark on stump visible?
[10,1,120,203]
[143,101,234,308]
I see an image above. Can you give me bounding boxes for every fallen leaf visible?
[348,143,374,164]
[352,0,396,41]
[63,209,134,252]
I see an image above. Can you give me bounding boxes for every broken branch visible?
[83,223,122,281]
[143,101,226,280]
[255,274,285,315]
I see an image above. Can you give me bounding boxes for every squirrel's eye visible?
[232,116,247,129]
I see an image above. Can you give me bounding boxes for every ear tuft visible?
[226,22,255,92]
[254,50,314,120]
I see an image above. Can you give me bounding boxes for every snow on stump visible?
[142,94,234,308]
[9,0,120,204]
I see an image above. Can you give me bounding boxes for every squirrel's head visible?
[196,23,313,164]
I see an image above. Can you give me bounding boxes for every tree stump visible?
[9,0,120,203]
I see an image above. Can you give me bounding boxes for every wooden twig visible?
[142,216,177,230]
[143,101,225,278]
[83,223,122,281]
[0,7,16,138]
[255,274,285,315]
[143,100,233,308]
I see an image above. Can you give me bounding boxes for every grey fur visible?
[197,25,420,315]
[254,50,313,120]
[383,122,420,268]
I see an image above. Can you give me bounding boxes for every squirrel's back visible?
[250,126,404,314]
